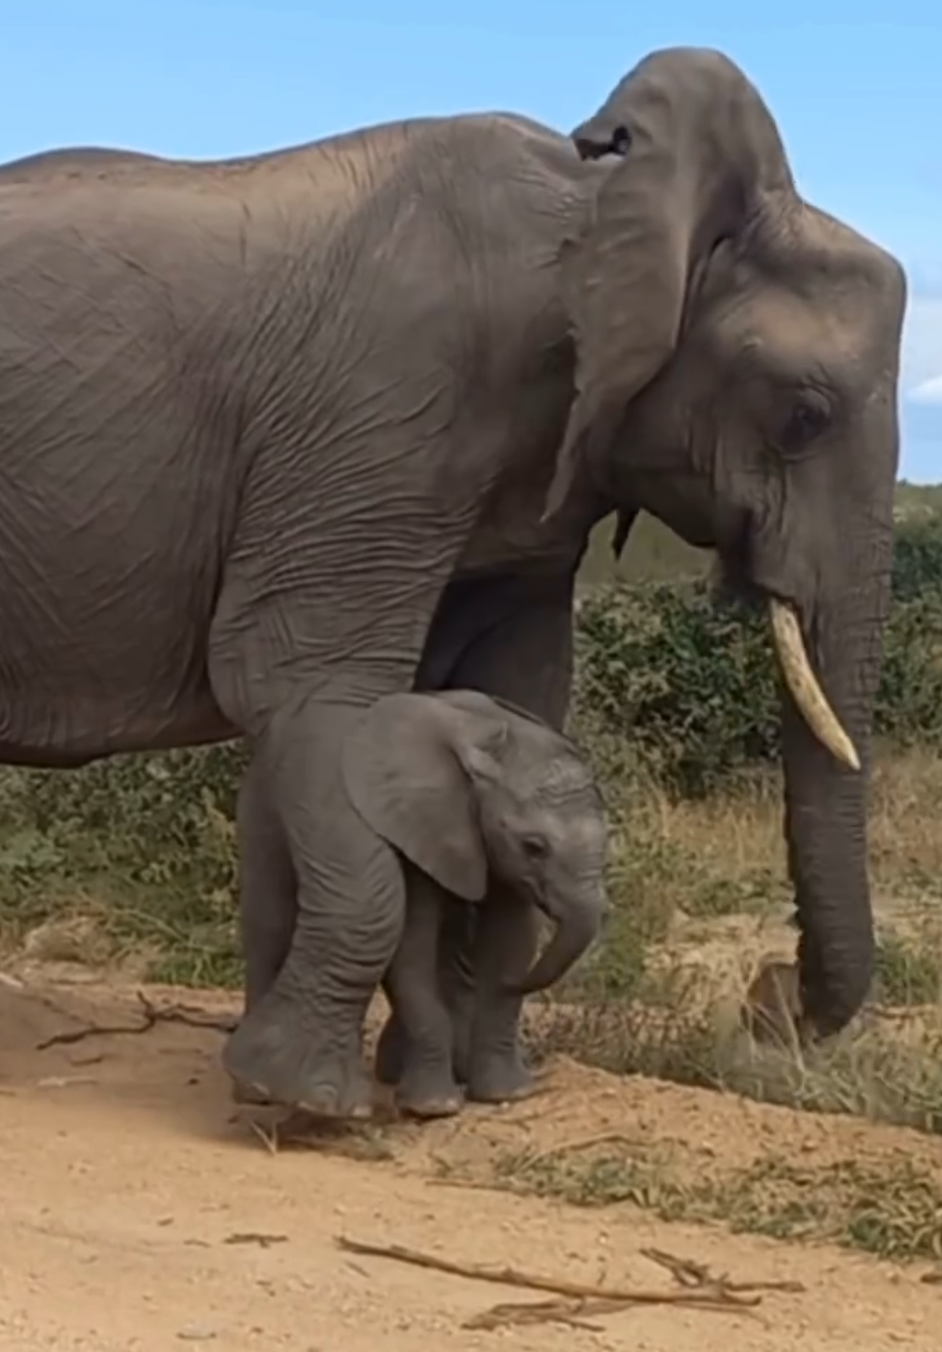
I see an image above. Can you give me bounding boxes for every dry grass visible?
[482,1142,942,1264]
[601,742,942,918]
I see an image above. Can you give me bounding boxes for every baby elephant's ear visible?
[341,693,488,902]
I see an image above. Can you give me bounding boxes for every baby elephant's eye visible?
[522,835,549,860]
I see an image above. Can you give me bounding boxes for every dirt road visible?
[1,970,939,1352]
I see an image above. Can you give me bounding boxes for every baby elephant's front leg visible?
[465,886,539,1104]
[383,864,464,1118]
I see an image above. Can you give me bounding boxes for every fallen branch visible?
[36,991,236,1050]
[224,1232,288,1249]
[642,1247,805,1295]
[335,1236,767,1330]
[465,1298,606,1332]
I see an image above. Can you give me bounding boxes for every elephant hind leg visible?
[230,754,298,1107]
[373,1009,405,1087]
[237,753,298,1016]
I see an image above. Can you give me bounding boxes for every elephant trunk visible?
[775,516,895,1038]
[503,885,606,995]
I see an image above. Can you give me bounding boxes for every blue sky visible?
[5,1,941,481]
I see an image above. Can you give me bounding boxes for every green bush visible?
[876,590,942,746]
[573,579,779,796]
[0,746,247,984]
[892,514,942,602]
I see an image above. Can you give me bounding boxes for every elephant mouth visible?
[768,599,860,772]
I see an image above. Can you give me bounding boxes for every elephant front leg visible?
[222,699,406,1118]
[466,889,540,1104]
[382,865,463,1119]
[374,898,475,1091]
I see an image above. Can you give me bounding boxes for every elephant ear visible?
[342,693,504,903]
[543,46,795,521]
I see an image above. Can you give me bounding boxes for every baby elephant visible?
[342,688,609,1118]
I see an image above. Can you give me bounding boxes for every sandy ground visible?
[1,967,940,1352]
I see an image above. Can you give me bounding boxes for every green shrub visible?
[892,514,942,602]
[876,591,942,746]
[0,745,247,984]
[574,579,779,796]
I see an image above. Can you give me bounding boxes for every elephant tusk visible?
[768,600,860,771]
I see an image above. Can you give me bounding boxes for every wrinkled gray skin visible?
[0,46,905,1118]
[351,689,607,1115]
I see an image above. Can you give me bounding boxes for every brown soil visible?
[1,968,940,1352]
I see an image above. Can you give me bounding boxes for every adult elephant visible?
[0,46,904,1116]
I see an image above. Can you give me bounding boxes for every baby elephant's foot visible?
[396,1064,465,1120]
[467,1046,535,1105]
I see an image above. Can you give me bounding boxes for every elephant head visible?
[545,47,906,1038]
[341,689,608,991]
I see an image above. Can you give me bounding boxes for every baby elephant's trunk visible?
[505,886,606,995]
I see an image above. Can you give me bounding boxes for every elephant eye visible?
[779,390,832,457]
[522,835,549,860]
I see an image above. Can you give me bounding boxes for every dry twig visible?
[35,991,236,1050]
[224,1232,288,1249]
[641,1247,805,1295]
[335,1235,770,1330]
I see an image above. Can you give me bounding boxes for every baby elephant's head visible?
[342,689,609,992]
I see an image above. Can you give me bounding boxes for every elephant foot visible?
[396,1063,465,1120]
[223,998,373,1121]
[467,1047,535,1105]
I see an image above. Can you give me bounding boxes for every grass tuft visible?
[487,1144,942,1262]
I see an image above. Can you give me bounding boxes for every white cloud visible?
[902,295,942,401]
[909,375,942,405]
